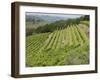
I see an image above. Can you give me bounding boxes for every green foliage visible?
[26,21,49,36]
[80,21,89,27]
[26,28,36,36]
[35,18,81,33]
[26,15,89,36]
[26,23,89,67]
[80,15,90,21]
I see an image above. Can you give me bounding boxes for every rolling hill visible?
[26,21,89,67]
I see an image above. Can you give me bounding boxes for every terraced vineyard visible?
[26,24,89,67]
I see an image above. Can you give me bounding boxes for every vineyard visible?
[26,23,89,67]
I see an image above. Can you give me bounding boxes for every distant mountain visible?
[39,15,68,23]
[26,14,69,23]
[26,15,44,22]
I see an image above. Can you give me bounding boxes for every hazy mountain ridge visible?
[26,14,71,23]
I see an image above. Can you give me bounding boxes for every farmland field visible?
[25,13,90,67]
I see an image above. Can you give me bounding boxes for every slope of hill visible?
[26,23,89,67]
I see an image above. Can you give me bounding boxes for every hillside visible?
[26,23,89,67]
